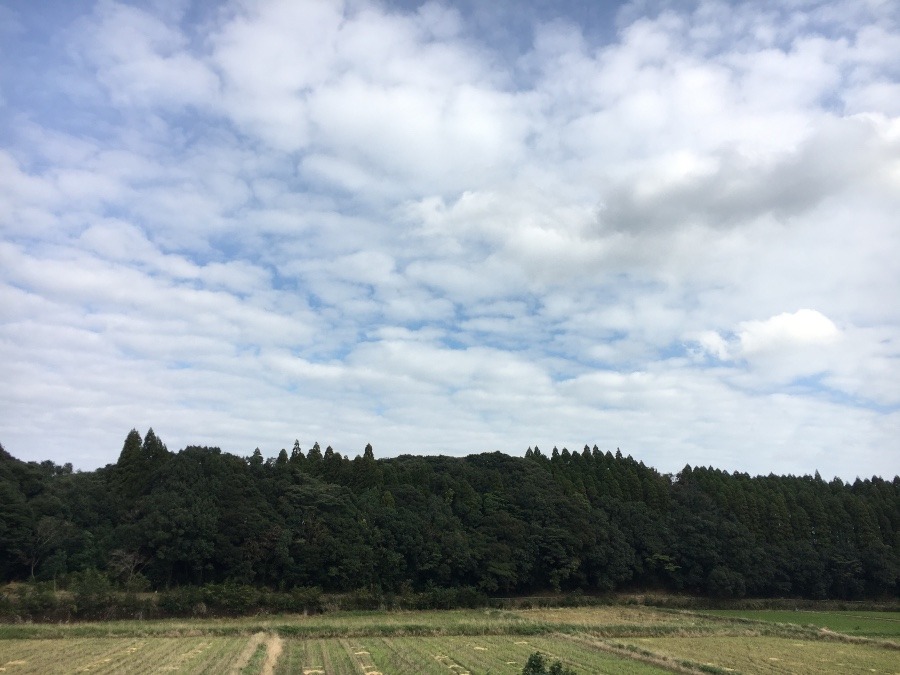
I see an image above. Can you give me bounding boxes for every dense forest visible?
[1,430,897,601]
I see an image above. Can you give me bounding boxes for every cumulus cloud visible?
[601,114,897,232]
[738,309,840,354]
[0,0,898,479]
[691,309,844,386]
[74,0,220,108]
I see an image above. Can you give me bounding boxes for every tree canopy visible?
[0,434,897,599]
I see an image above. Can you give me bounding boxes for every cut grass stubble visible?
[2,605,899,674]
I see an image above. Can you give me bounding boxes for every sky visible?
[0,0,898,480]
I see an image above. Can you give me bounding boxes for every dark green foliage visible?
[522,652,547,675]
[522,652,576,675]
[0,433,897,603]
[71,568,113,617]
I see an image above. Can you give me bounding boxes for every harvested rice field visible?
[0,635,249,674]
[619,635,900,674]
[272,635,670,675]
[1,605,898,673]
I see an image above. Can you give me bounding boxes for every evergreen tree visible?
[1,431,896,599]
[249,448,264,468]
[142,428,169,465]
[117,429,143,468]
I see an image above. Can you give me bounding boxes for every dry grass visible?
[334,634,673,674]
[261,634,283,675]
[229,631,266,673]
[0,636,247,674]
[620,635,900,674]
[3,605,899,673]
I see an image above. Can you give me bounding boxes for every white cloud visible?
[738,309,840,354]
[79,219,161,262]
[690,309,844,386]
[696,330,730,360]
[75,0,219,108]
[0,0,898,479]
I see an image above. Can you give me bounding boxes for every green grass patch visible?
[335,634,673,674]
[701,609,900,638]
[0,605,704,641]
[241,641,268,673]
[274,638,360,675]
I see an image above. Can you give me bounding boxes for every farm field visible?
[701,609,900,638]
[619,635,900,674]
[1,605,899,673]
[0,606,709,641]
[0,635,250,674]
[273,635,671,674]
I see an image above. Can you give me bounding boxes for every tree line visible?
[1,430,897,600]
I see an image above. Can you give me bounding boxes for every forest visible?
[1,429,897,601]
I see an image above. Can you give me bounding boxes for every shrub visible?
[19,582,54,611]
[522,651,576,675]
[202,583,260,615]
[339,588,383,610]
[158,586,202,615]
[72,569,113,618]
[412,586,488,610]
[124,573,151,593]
[290,586,323,613]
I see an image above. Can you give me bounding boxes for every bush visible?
[522,652,577,675]
[412,586,488,610]
[202,583,260,615]
[290,586,323,613]
[18,582,55,612]
[0,587,13,619]
[124,573,151,593]
[337,588,383,610]
[72,569,113,618]
[258,586,323,614]
[158,586,203,615]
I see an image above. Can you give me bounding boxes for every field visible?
[620,636,900,675]
[273,635,671,674]
[1,605,898,674]
[0,636,251,674]
[701,609,900,638]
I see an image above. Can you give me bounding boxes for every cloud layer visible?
[1,0,898,479]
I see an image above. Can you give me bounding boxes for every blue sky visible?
[1,0,898,479]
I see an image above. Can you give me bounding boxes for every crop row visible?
[272,634,671,675]
[0,636,247,674]
[615,635,900,675]
[2,607,898,673]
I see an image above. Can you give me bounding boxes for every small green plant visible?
[522,651,577,675]
[241,642,267,673]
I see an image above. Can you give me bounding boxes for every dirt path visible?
[261,633,284,675]
[230,632,266,674]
